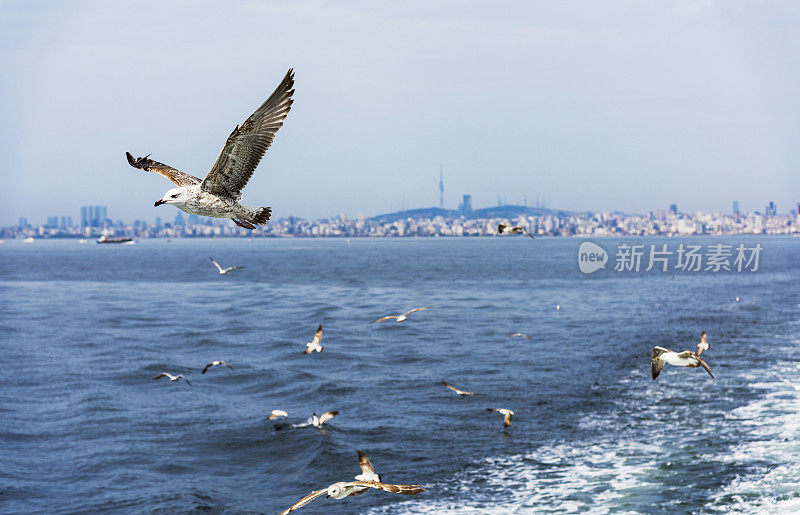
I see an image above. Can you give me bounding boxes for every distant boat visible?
[97,236,134,244]
[22,237,34,244]
[78,239,89,244]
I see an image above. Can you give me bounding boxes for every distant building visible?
[439,165,444,208]
[80,205,108,227]
[669,203,678,215]
[155,216,162,229]
[46,216,59,227]
[733,201,740,215]
[766,201,777,217]
[174,211,185,225]
[18,217,28,227]
[796,202,800,215]
[458,194,473,216]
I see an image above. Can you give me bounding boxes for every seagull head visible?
[155,187,188,207]
[325,482,347,499]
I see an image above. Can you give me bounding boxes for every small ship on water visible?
[96,236,134,244]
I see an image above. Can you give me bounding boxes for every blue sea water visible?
[1,236,799,514]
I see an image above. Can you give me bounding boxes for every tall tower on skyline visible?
[439,164,444,209]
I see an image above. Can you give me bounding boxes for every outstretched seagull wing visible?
[651,346,669,380]
[404,306,432,316]
[350,481,425,495]
[126,152,201,186]
[370,315,397,324]
[696,357,714,379]
[278,488,327,515]
[357,450,375,475]
[210,258,224,272]
[312,325,323,346]
[318,411,339,424]
[202,69,295,200]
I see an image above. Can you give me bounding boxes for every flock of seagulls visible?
[126,68,768,513]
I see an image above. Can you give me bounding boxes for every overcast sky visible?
[2,1,799,224]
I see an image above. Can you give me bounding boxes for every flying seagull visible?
[210,257,244,275]
[126,69,295,230]
[651,332,714,379]
[309,411,339,427]
[486,408,514,428]
[498,223,534,239]
[696,331,709,356]
[201,360,232,374]
[352,450,381,496]
[509,332,532,339]
[278,481,424,514]
[773,374,800,391]
[268,409,289,420]
[153,372,191,386]
[441,380,477,396]
[303,325,324,354]
[370,307,432,324]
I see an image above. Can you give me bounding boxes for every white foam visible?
[369,371,800,514]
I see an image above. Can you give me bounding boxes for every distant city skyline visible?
[11,194,800,231]
[4,201,797,240]
[3,2,800,225]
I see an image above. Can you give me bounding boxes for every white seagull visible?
[509,332,532,339]
[650,332,714,379]
[210,257,244,275]
[441,380,477,396]
[278,481,423,514]
[126,69,295,229]
[303,325,324,354]
[309,411,339,427]
[201,360,232,374]
[153,372,191,386]
[370,307,432,324]
[498,223,534,239]
[267,409,289,420]
[487,408,514,428]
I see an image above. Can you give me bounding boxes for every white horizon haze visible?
[2,1,800,225]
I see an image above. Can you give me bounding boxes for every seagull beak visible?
[154,199,166,207]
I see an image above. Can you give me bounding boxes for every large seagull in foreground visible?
[278,481,423,514]
[126,69,295,229]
